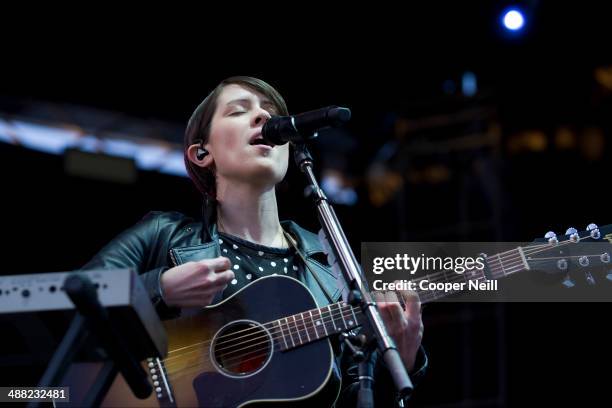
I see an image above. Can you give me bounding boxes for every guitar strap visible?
[283,229,337,304]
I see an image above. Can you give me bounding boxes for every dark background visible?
[1,2,611,406]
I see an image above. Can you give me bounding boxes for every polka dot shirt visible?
[218,232,300,298]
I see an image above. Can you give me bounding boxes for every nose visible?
[253,108,272,127]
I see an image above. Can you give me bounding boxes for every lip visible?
[251,143,273,152]
[248,130,274,149]
[248,130,264,144]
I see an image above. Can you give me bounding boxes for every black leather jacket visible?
[83,211,427,406]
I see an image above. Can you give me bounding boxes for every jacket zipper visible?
[169,249,178,267]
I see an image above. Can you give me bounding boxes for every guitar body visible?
[102,276,340,407]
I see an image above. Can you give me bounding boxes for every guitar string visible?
[212,304,355,353]
[417,248,608,303]
[210,234,604,356]
[163,234,605,375]
[488,236,607,277]
[166,309,369,376]
[166,247,604,377]
[163,307,361,365]
[381,244,605,303]
[166,271,452,366]
[522,234,601,256]
[163,308,362,373]
[421,233,604,283]
[165,304,358,359]
[522,254,607,262]
[370,235,600,293]
[168,345,285,377]
[168,272,492,373]
[166,276,461,370]
[165,236,601,364]
[203,308,358,358]
[166,310,360,375]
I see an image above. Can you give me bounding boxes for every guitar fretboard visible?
[270,247,537,348]
[272,302,359,351]
[412,247,529,303]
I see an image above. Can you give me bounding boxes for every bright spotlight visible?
[502,8,525,31]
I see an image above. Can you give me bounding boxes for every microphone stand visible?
[293,143,413,405]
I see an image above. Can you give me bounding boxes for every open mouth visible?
[249,136,274,147]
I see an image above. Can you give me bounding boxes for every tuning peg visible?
[586,223,601,239]
[562,275,575,288]
[578,256,590,267]
[601,253,610,264]
[565,227,579,242]
[585,271,596,285]
[545,231,558,244]
[557,259,568,271]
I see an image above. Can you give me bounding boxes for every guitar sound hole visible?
[212,320,273,377]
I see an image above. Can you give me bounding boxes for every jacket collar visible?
[280,220,326,257]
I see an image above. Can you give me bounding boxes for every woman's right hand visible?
[160,257,235,307]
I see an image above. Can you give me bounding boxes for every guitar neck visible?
[412,247,530,304]
[273,246,534,348]
[272,302,360,351]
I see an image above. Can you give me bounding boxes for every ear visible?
[186,143,214,169]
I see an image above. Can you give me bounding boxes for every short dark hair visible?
[184,76,289,198]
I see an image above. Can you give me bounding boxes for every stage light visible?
[502,8,525,31]
[461,72,477,97]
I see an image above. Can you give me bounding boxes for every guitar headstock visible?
[526,223,612,288]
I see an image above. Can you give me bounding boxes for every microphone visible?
[262,106,351,145]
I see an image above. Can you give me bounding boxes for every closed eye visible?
[229,111,245,116]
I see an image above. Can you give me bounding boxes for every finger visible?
[386,302,407,325]
[395,287,421,315]
[392,281,418,304]
[213,257,233,272]
[398,289,420,304]
[377,301,394,325]
[378,302,407,328]
[404,294,421,319]
[385,291,409,314]
[211,269,235,284]
[199,257,232,272]
[375,292,399,316]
